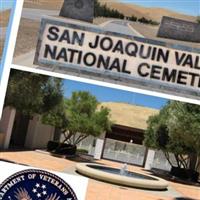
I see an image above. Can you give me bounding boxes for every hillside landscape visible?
[24,0,63,10]
[14,0,199,58]
[99,0,196,22]
[0,9,11,27]
[0,9,11,58]
[24,0,196,22]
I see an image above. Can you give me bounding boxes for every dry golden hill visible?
[99,1,196,22]
[24,0,63,10]
[100,102,159,130]
[24,0,196,22]
[0,9,11,27]
[0,9,11,58]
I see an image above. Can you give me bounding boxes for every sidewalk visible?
[0,151,199,200]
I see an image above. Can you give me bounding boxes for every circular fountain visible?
[76,163,168,190]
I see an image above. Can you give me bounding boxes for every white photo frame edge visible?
[0,0,24,118]
[1,0,200,119]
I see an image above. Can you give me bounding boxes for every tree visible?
[41,98,68,134]
[5,70,64,116]
[138,17,159,25]
[94,0,124,19]
[60,91,112,146]
[144,101,200,173]
[167,102,200,171]
[129,15,137,22]
[197,16,200,24]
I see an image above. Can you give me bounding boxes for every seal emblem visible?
[0,169,78,200]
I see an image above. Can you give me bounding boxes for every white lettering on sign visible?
[164,21,194,32]
[35,18,200,90]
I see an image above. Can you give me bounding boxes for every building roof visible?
[100,102,159,130]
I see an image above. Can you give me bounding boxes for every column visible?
[94,139,105,160]
[144,149,156,170]
[0,107,16,149]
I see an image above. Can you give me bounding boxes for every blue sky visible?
[122,0,199,16]
[0,0,15,11]
[0,0,187,110]
[63,80,168,110]
[0,0,15,81]
[0,0,199,16]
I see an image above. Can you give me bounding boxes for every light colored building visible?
[0,103,176,171]
[0,107,55,149]
[78,102,175,171]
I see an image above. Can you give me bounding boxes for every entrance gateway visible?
[34,16,200,101]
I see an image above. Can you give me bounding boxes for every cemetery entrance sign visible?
[34,16,200,100]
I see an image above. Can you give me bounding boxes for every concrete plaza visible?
[0,151,199,200]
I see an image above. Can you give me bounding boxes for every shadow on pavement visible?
[174,198,197,200]
[143,168,200,187]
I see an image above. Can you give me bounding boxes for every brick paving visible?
[0,151,199,200]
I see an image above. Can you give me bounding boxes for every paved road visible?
[22,8,59,21]
[21,9,143,37]
[21,9,142,36]
[102,20,143,37]
[14,19,144,67]
[0,8,54,40]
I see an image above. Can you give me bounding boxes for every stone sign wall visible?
[34,16,200,101]
[59,0,94,23]
[157,16,200,43]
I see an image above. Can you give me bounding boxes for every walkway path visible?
[0,151,199,200]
